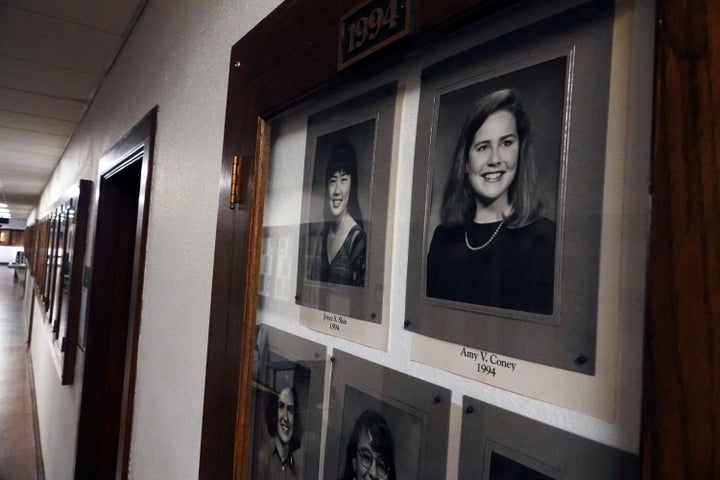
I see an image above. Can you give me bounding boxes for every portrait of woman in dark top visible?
[426,89,555,314]
[257,384,303,480]
[308,139,367,287]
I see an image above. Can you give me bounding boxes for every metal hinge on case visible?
[230,154,246,209]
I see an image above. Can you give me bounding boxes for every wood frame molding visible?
[641,0,719,478]
[199,0,720,479]
[75,108,157,480]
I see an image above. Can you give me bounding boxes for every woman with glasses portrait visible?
[342,410,396,480]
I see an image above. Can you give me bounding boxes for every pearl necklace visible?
[465,221,503,251]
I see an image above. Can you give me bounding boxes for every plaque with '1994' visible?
[338,0,412,69]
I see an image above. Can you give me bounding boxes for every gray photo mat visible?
[324,350,451,480]
[296,83,397,324]
[459,396,639,480]
[251,325,327,480]
[405,1,615,374]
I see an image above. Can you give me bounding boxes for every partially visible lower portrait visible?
[488,451,554,480]
[325,350,451,480]
[251,326,326,480]
[338,387,423,480]
[459,396,639,480]
[254,366,308,480]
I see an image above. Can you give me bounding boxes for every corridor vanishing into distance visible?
[0,267,43,480]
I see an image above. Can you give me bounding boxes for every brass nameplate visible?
[338,0,411,70]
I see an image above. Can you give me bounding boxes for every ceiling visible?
[0,0,146,223]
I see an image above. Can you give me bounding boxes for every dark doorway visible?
[75,109,156,480]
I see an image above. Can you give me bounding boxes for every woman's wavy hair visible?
[342,409,396,480]
[440,88,540,228]
[264,384,302,453]
[324,139,364,228]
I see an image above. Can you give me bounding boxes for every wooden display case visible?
[198,1,720,479]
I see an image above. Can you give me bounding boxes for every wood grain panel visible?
[642,0,720,478]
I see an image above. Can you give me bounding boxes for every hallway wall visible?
[28,0,281,478]
[25,0,658,478]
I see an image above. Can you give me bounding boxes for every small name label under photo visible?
[322,311,348,331]
[460,347,518,377]
[411,334,616,420]
[300,306,389,351]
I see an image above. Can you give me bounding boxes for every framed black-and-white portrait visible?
[324,350,451,480]
[406,1,615,374]
[250,325,327,480]
[459,396,639,479]
[296,83,397,348]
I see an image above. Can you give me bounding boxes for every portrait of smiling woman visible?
[343,410,396,480]
[257,384,303,480]
[426,89,556,314]
[308,139,367,287]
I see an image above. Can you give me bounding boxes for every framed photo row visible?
[248,329,639,479]
[257,0,644,420]
[277,0,620,375]
[250,327,452,479]
[23,179,92,384]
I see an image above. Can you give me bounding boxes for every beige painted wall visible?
[30,1,282,478]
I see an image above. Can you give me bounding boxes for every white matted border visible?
[299,305,389,349]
